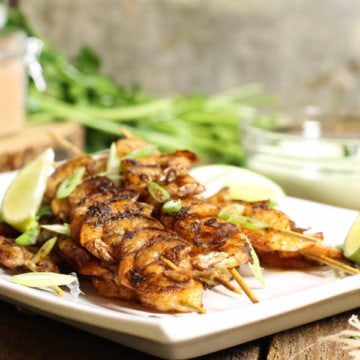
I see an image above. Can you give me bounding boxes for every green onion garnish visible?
[163,199,182,214]
[15,226,40,246]
[147,182,170,203]
[233,215,269,230]
[11,272,77,288]
[32,236,57,264]
[56,167,86,199]
[219,205,269,230]
[243,235,265,287]
[106,142,121,177]
[41,223,71,236]
[224,214,269,230]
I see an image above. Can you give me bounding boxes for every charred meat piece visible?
[51,175,119,221]
[160,200,251,270]
[118,227,203,313]
[0,236,59,273]
[121,150,205,203]
[77,194,161,263]
[45,155,106,204]
[92,273,138,302]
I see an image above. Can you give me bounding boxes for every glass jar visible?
[0,30,27,137]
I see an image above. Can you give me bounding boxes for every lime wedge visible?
[1,148,55,232]
[343,213,360,264]
[190,164,285,203]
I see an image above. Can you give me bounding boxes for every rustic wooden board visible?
[267,309,359,360]
[0,121,84,172]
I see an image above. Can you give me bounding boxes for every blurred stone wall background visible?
[20,0,360,110]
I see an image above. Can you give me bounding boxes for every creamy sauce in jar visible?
[0,31,26,137]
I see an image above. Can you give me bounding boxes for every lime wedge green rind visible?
[343,213,360,265]
[0,148,55,233]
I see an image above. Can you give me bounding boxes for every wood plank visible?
[0,121,84,172]
[267,309,359,359]
[194,339,262,360]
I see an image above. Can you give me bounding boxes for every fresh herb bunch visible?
[5,8,276,164]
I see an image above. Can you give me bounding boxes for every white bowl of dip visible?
[241,106,360,210]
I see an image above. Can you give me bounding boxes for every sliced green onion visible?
[32,236,57,264]
[11,272,77,288]
[219,208,269,230]
[163,199,182,214]
[243,235,265,287]
[56,167,85,199]
[236,216,269,230]
[122,145,157,160]
[105,142,123,187]
[218,204,245,218]
[147,182,170,203]
[106,142,121,177]
[41,223,71,236]
[15,226,40,246]
[218,205,266,285]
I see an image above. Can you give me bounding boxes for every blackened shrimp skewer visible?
[208,189,360,275]
[45,154,205,312]
[118,227,205,313]
[120,149,257,302]
[159,199,256,303]
[76,193,205,313]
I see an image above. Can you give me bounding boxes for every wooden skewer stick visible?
[160,256,241,295]
[47,131,85,156]
[159,257,206,313]
[193,270,242,295]
[213,275,242,294]
[272,228,321,244]
[304,254,360,276]
[269,228,360,275]
[229,268,259,303]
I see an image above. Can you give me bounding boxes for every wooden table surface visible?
[0,298,357,360]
